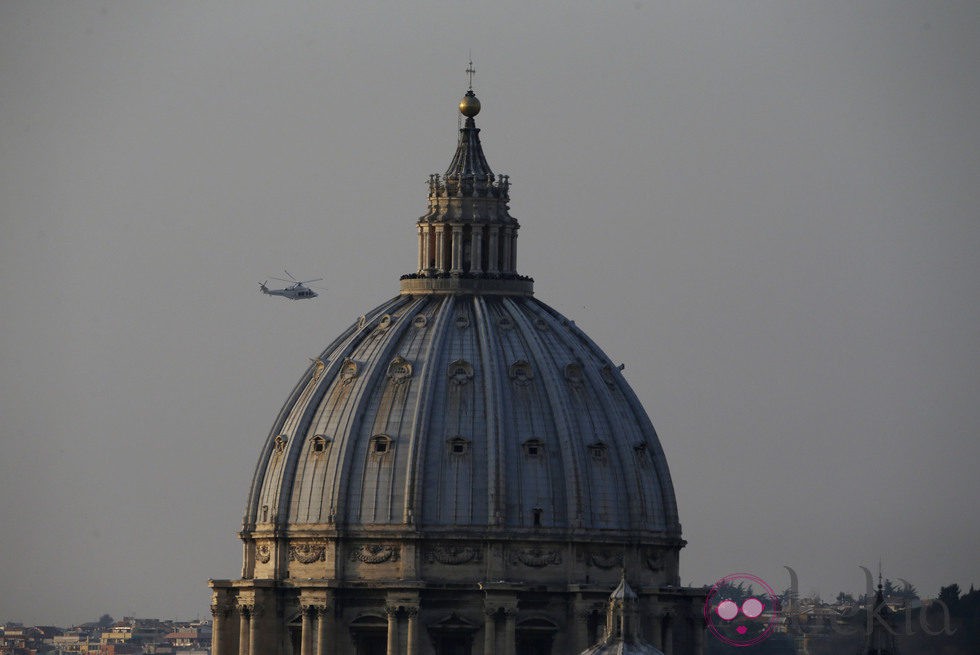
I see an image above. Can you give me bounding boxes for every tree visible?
[893,579,918,601]
[938,584,961,614]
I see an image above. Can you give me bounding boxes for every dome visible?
[578,576,665,655]
[211,75,704,655]
[245,292,679,536]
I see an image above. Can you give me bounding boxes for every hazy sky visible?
[2,1,978,627]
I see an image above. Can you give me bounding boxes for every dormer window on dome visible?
[523,438,545,457]
[311,435,330,454]
[370,434,393,455]
[447,436,470,456]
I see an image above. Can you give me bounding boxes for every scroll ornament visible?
[588,549,623,569]
[350,544,400,564]
[425,544,482,565]
[510,547,562,567]
[256,543,272,564]
[289,542,327,564]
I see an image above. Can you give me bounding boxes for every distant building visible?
[162,627,210,650]
[864,583,899,655]
[0,625,45,654]
[580,576,665,654]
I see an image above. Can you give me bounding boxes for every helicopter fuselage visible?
[259,282,318,300]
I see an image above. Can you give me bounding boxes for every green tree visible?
[893,579,919,601]
[938,583,961,614]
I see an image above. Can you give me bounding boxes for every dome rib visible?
[249,295,410,529]
[527,301,610,527]
[333,299,423,527]
[473,296,504,526]
[569,324,680,534]
[245,370,309,527]
[330,306,409,523]
[276,333,372,529]
[565,319,680,531]
[530,302,641,529]
[402,295,456,526]
[503,296,586,529]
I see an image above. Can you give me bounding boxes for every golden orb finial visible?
[459,89,481,118]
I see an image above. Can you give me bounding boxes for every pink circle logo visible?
[704,573,779,647]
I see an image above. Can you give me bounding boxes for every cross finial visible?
[466,58,476,90]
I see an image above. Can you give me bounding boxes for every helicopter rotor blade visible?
[284,270,299,282]
[270,277,294,284]
[298,278,324,284]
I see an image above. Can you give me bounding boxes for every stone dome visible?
[245,292,680,536]
[211,77,704,655]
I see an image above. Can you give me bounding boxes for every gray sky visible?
[2,1,978,626]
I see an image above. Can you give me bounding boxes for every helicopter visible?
[259,270,324,300]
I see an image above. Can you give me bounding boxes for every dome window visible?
[310,358,326,381]
[600,364,617,388]
[386,355,413,383]
[523,439,544,457]
[509,360,534,386]
[564,363,585,389]
[340,358,359,384]
[634,442,651,466]
[370,434,393,455]
[311,435,331,454]
[447,436,470,456]
[274,435,288,454]
[447,359,474,386]
[588,442,608,462]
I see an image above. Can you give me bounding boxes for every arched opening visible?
[427,227,437,271]
[428,612,478,655]
[480,226,490,273]
[350,615,387,655]
[462,225,472,272]
[516,617,557,655]
[586,610,601,646]
[284,609,303,655]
